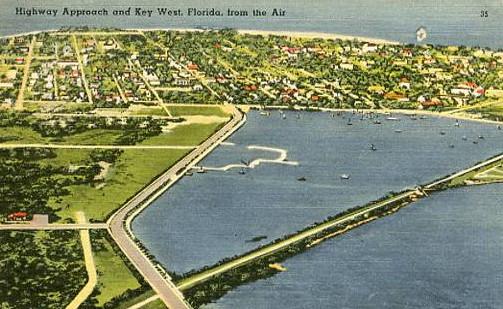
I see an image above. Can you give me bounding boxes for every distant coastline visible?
[0,27,400,45]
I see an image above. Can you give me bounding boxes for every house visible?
[14,57,24,64]
[362,44,378,53]
[7,211,28,221]
[399,78,411,90]
[187,63,199,71]
[340,63,354,70]
[420,98,443,109]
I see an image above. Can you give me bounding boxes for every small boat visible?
[340,174,350,180]
[498,125,502,130]
[440,131,446,135]
[386,117,399,121]
[478,135,484,139]
[449,144,455,148]
[296,114,301,119]
[370,144,377,151]
[196,167,206,174]
[419,115,427,119]
[454,120,460,127]
[462,136,467,141]
[473,140,479,144]
[373,120,381,124]
[394,129,403,133]
[259,111,270,116]
[410,115,417,120]
[185,172,193,176]
[282,114,287,120]
[347,118,353,125]
[297,176,307,182]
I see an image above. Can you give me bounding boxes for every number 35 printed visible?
[480,10,489,17]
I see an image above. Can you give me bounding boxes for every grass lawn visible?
[92,234,142,306]
[40,148,93,167]
[62,129,123,145]
[114,290,158,309]
[167,105,230,117]
[130,107,169,116]
[50,148,189,221]
[141,122,225,146]
[143,299,167,309]
[0,126,50,144]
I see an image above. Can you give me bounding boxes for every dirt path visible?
[66,212,97,309]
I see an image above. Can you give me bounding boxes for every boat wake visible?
[194,145,299,172]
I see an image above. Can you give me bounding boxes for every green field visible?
[50,148,189,221]
[141,122,225,146]
[63,129,124,145]
[0,126,50,144]
[131,107,169,116]
[167,105,230,117]
[92,232,142,306]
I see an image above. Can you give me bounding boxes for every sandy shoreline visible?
[1,27,399,45]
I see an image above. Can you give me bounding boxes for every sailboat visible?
[340,174,350,180]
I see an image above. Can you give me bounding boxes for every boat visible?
[296,114,301,119]
[419,115,427,119]
[373,120,381,124]
[259,111,270,116]
[473,140,479,144]
[478,135,485,139]
[386,117,399,121]
[440,131,446,135]
[454,120,460,127]
[340,174,350,180]
[394,129,403,133]
[462,136,468,141]
[238,168,246,175]
[282,114,287,120]
[449,144,455,148]
[196,167,206,173]
[370,144,377,151]
[410,115,417,120]
[498,125,502,130]
[297,176,307,182]
[185,172,193,176]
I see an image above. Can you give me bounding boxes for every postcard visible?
[1,1,503,308]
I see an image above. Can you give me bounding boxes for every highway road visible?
[108,106,244,309]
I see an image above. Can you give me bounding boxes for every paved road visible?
[176,190,415,290]
[177,150,503,290]
[108,106,244,309]
[15,36,36,110]
[0,223,108,230]
[0,144,196,150]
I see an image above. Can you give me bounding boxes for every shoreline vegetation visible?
[0,27,399,45]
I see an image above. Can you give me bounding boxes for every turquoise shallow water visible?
[204,184,503,309]
[1,0,503,48]
[133,111,503,274]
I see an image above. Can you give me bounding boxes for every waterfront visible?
[133,110,503,274]
[204,184,503,309]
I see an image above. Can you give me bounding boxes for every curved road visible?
[108,106,244,309]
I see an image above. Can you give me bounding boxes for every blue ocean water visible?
[1,0,503,48]
[204,184,503,309]
[133,111,503,274]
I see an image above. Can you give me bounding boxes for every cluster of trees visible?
[0,230,87,308]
